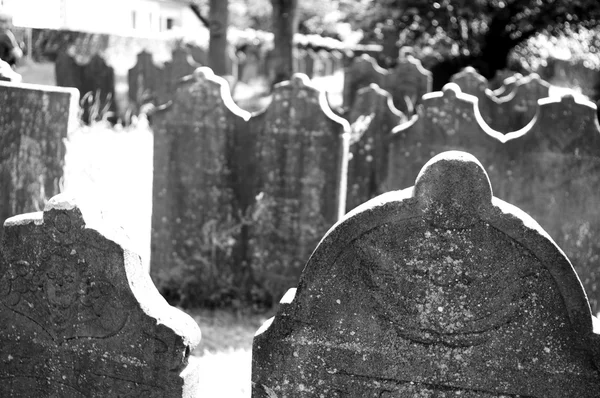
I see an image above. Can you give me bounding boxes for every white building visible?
[0,0,202,37]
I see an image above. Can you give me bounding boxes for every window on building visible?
[166,18,174,30]
[131,10,136,29]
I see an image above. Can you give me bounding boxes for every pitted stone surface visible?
[0,194,201,397]
[252,151,600,398]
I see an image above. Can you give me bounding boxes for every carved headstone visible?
[128,51,167,110]
[342,54,386,110]
[252,151,600,398]
[383,55,433,114]
[346,84,406,211]
[0,194,201,397]
[150,67,251,306]
[385,83,501,192]
[248,74,349,305]
[0,81,79,240]
[499,95,600,313]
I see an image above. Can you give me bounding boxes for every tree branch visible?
[190,4,210,28]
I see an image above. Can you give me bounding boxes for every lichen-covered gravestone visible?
[0,195,201,397]
[150,67,251,306]
[500,95,600,314]
[0,81,79,240]
[385,83,502,191]
[248,74,349,305]
[346,83,406,211]
[383,55,432,115]
[252,151,600,398]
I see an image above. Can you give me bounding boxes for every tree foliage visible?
[343,0,600,82]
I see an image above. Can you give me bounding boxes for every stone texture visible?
[342,54,385,110]
[162,48,201,105]
[128,51,167,111]
[346,83,406,211]
[0,194,201,397]
[248,74,349,305]
[252,151,600,398]
[150,67,251,306]
[383,55,433,115]
[0,81,79,241]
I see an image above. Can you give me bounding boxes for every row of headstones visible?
[3,152,600,397]
[150,66,600,316]
[343,54,556,133]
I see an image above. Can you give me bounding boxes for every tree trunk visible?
[209,0,229,76]
[271,0,298,85]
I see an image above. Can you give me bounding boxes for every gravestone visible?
[128,51,167,110]
[151,67,252,306]
[252,151,600,398]
[382,55,433,114]
[162,48,201,105]
[55,51,82,92]
[342,54,386,110]
[491,73,551,133]
[385,83,502,192]
[0,81,79,241]
[450,66,496,125]
[305,49,316,78]
[248,74,349,305]
[346,84,406,211]
[499,95,600,314]
[0,195,201,397]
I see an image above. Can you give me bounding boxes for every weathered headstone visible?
[128,50,167,110]
[252,151,600,398]
[499,95,600,314]
[0,195,201,397]
[342,54,386,110]
[0,81,79,240]
[151,67,252,306]
[248,74,349,305]
[346,84,406,211]
[385,83,502,192]
[382,54,433,114]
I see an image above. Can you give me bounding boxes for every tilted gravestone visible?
[0,81,79,240]
[499,95,600,314]
[0,195,201,397]
[385,83,502,192]
[383,55,433,115]
[252,151,600,398]
[248,74,349,305]
[151,67,252,306]
[128,50,167,111]
[342,54,386,110]
[346,83,406,211]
